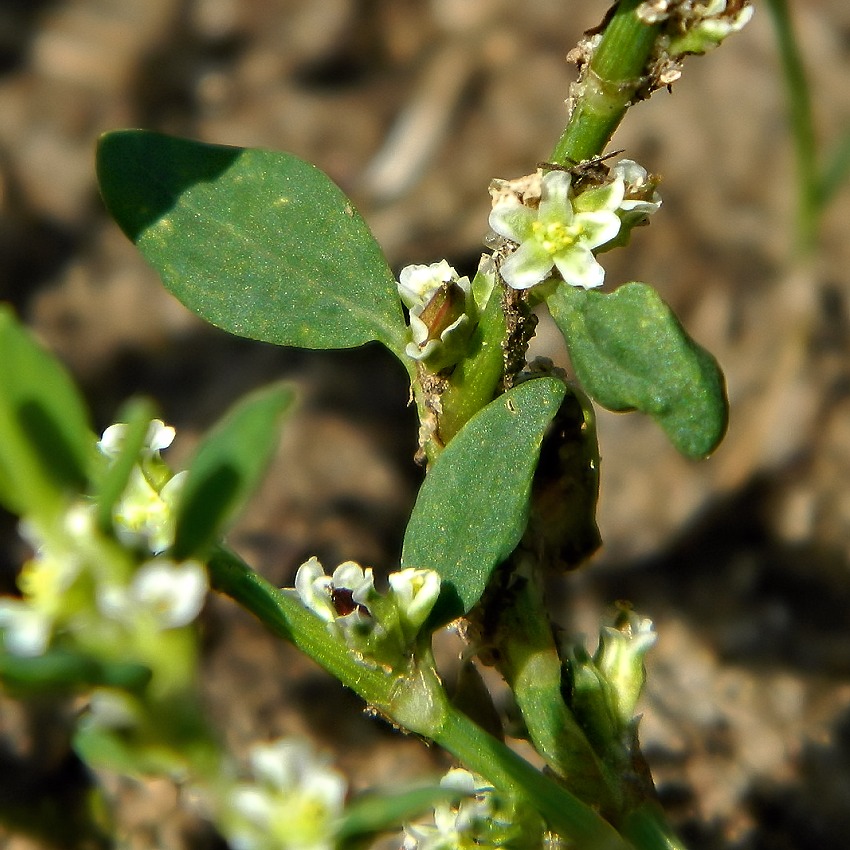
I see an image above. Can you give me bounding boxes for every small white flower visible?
[293,558,376,622]
[0,599,52,657]
[293,557,379,654]
[488,170,623,291]
[610,159,662,219]
[388,568,441,640]
[112,469,187,554]
[397,261,459,311]
[131,559,208,628]
[98,419,176,459]
[99,559,208,629]
[221,738,346,850]
[330,561,375,609]
[250,739,346,813]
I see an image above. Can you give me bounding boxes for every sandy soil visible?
[1,1,850,848]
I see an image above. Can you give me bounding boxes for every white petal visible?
[250,738,304,789]
[398,261,458,310]
[231,785,273,826]
[488,200,535,244]
[540,170,574,210]
[131,559,208,628]
[406,339,441,362]
[408,314,430,346]
[0,601,51,657]
[499,240,554,290]
[553,246,606,290]
[575,210,622,248]
[439,768,477,795]
[610,158,648,188]
[620,197,661,215]
[332,562,374,605]
[97,423,127,458]
[146,419,176,452]
[294,557,335,622]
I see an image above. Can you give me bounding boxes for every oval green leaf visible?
[172,383,295,559]
[96,131,407,355]
[0,307,93,520]
[402,377,566,625]
[547,282,728,458]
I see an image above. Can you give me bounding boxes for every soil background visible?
[1,1,850,848]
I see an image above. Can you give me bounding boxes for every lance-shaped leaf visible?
[97,131,407,356]
[548,282,727,458]
[0,307,92,520]
[402,377,565,625]
[172,383,295,559]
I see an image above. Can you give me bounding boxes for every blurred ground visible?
[1,0,850,848]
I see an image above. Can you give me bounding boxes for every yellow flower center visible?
[531,219,581,255]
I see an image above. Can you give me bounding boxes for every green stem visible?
[432,707,633,850]
[621,804,690,850]
[208,545,633,850]
[436,276,506,445]
[551,0,660,164]
[764,0,819,255]
[494,568,619,814]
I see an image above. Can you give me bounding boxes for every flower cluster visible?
[402,769,543,850]
[398,261,478,372]
[0,420,206,665]
[487,161,660,292]
[218,738,347,850]
[291,557,440,668]
[639,0,754,55]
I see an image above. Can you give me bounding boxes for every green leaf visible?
[548,282,727,458]
[0,307,93,519]
[402,377,566,625]
[96,130,407,355]
[337,787,455,847]
[817,126,850,210]
[172,383,295,559]
[0,649,151,694]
